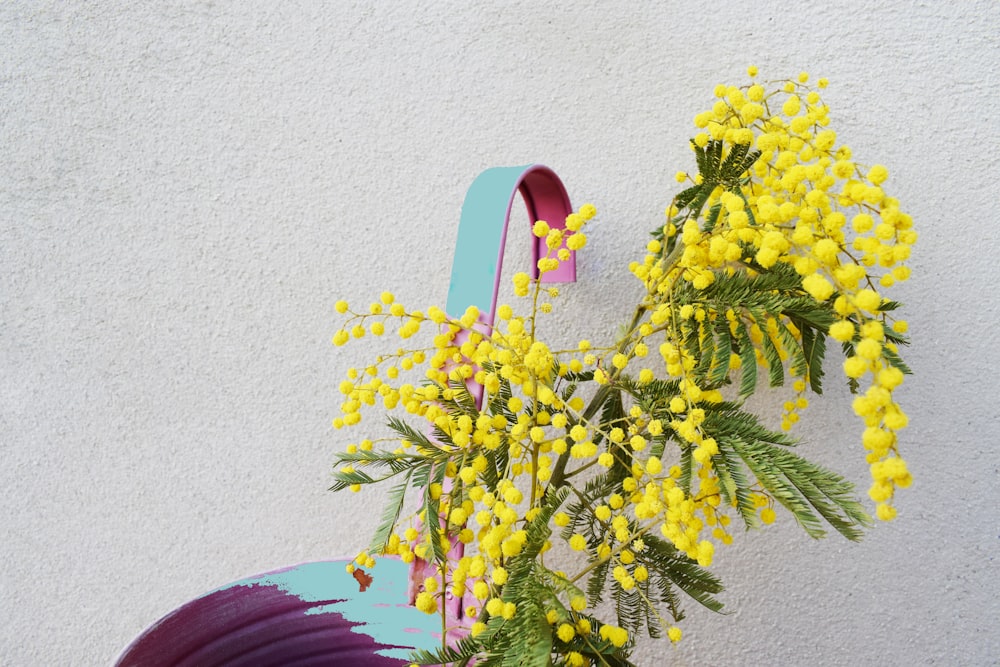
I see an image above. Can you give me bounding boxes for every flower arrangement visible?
[330,68,914,667]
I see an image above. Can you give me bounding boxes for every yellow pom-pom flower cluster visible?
[633,71,914,521]
[329,71,914,665]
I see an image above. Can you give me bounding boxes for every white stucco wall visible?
[3,1,998,665]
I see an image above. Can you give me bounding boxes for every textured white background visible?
[3,1,999,665]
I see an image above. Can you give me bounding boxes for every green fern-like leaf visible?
[710,439,759,529]
[729,436,871,540]
[408,630,485,666]
[736,323,758,397]
[709,316,733,387]
[613,580,646,638]
[501,597,552,667]
[797,321,827,394]
[640,534,725,613]
[367,473,413,554]
[386,415,439,452]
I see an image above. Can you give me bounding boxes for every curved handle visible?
[447,164,576,329]
[408,165,578,635]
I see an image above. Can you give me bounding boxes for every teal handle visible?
[446,164,576,325]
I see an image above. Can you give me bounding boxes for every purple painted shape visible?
[115,563,419,667]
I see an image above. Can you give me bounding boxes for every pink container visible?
[116,165,575,666]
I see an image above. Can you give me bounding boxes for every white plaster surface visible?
[2,1,998,665]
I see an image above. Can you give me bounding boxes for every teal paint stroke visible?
[447,165,531,316]
[218,559,440,659]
